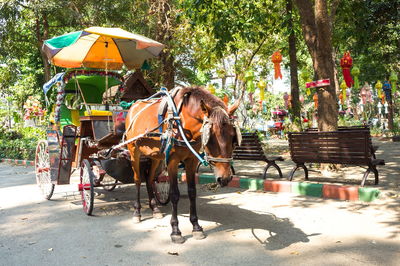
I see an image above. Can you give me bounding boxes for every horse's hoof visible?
[192,230,206,240]
[171,234,185,244]
[153,211,163,219]
[132,215,141,224]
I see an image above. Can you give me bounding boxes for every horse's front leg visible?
[168,158,185,243]
[184,157,206,240]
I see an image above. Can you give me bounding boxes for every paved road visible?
[1,163,399,266]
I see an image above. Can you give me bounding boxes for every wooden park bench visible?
[231,132,284,179]
[288,130,385,187]
[305,125,378,158]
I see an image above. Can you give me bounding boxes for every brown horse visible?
[125,86,240,243]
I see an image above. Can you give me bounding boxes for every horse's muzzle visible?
[216,176,233,187]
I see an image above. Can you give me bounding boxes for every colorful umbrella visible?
[43,27,165,70]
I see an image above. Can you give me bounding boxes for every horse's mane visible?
[178,86,229,125]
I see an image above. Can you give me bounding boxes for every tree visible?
[286,0,301,130]
[295,0,339,131]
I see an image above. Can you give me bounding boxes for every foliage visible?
[0,126,45,160]
[333,1,400,81]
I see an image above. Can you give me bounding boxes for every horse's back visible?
[126,100,161,139]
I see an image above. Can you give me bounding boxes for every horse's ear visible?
[228,99,240,116]
[200,100,210,116]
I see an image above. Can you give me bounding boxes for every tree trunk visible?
[150,0,175,89]
[35,13,51,82]
[314,0,337,131]
[295,0,338,131]
[287,0,301,131]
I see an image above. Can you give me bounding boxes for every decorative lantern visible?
[299,95,304,104]
[339,92,344,105]
[340,80,347,103]
[258,79,266,101]
[360,85,367,105]
[313,92,318,109]
[207,84,215,94]
[283,92,289,109]
[389,72,398,94]
[223,94,229,106]
[301,70,312,96]
[366,84,373,103]
[340,51,354,88]
[351,66,360,89]
[375,80,383,100]
[377,102,383,115]
[383,80,392,102]
[271,51,283,80]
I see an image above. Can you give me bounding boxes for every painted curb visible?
[0,158,34,166]
[292,182,323,198]
[196,174,380,202]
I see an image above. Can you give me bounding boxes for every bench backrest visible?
[233,132,267,161]
[288,130,372,165]
[305,125,370,132]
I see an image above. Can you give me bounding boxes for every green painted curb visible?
[199,174,215,184]
[292,182,323,198]
[358,187,380,202]
[240,178,264,190]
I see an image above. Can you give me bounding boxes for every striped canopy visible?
[43,27,165,70]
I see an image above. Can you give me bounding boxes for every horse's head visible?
[200,99,241,187]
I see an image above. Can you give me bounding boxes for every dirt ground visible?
[0,137,399,265]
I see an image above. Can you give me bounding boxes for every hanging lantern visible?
[223,94,229,106]
[313,92,318,109]
[283,92,289,109]
[301,70,312,96]
[389,72,398,94]
[375,80,383,99]
[248,92,254,105]
[262,101,267,114]
[299,95,304,104]
[377,102,383,115]
[207,84,216,94]
[258,79,266,101]
[360,85,367,105]
[351,66,360,89]
[383,80,392,102]
[340,80,347,103]
[340,51,354,88]
[271,51,283,80]
[339,92,344,105]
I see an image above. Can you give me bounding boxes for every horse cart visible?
[35,69,170,215]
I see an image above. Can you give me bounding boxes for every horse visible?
[125,86,240,243]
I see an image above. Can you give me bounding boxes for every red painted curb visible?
[264,180,292,193]
[227,176,240,188]
[322,184,359,201]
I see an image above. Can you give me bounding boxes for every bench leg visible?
[263,161,283,179]
[361,168,371,187]
[230,165,236,175]
[288,163,308,181]
[361,166,379,187]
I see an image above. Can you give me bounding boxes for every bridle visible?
[200,106,242,164]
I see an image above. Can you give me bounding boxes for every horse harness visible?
[114,87,241,166]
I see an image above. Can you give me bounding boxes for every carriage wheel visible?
[153,171,170,205]
[80,159,94,215]
[101,174,117,192]
[35,140,55,200]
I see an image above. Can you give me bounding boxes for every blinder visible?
[201,116,241,148]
